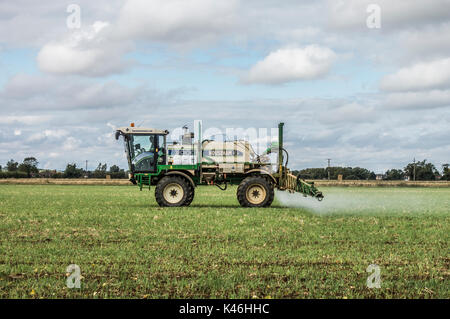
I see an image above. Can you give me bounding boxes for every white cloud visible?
[116,0,238,45]
[0,1,124,47]
[48,152,60,158]
[273,27,322,44]
[0,115,52,125]
[62,137,81,151]
[106,122,117,131]
[318,102,375,124]
[37,21,132,76]
[0,74,155,111]
[380,57,450,92]
[328,0,450,30]
[396,23,450,61]
[385,89,450,109]
[27,129,69,142]
[242,45,336,84]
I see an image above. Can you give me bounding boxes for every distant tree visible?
[296,166,376,180]
[109,165,120,173]
[404,159,439,181]
[93,162,108,178]
[64,163,83,178]
[349,167,375,180]
[297,168,327,179]
[95,163,108,172]
[109,168,127,179]
[6,159,19,172]
[18,157,39,178]
[38,169,59,178]
[442,164,450,181]
[385,169,405,180]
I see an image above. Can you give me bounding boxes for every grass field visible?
[0,184,448,299]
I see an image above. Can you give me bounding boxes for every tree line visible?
[292,159,450,181]
[1,157,449,181]
[0,158,128,179]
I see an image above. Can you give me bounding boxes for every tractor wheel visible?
[237,176,274,207]
[155,176,190,207]
[183,183,195,206]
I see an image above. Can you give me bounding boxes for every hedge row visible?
[0,171,128,179]
[0,171,29,178]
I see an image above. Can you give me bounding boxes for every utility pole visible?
[327,159,331,180]
[413,158,416,181]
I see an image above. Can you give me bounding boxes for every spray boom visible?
[275,122,324,201]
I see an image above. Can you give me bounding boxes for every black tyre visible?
[183,183,195,206]
[237,176,274,207]
[155,176,190,207]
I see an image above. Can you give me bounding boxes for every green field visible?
[0,184,448,298]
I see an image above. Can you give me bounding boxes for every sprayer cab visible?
[115,125,169,178]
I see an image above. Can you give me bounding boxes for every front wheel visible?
[155,176,190,207]
[237,176,274,207]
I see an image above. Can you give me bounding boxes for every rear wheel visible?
[183,183,195,206]
[237,176,274,207]
[155,176,190,207]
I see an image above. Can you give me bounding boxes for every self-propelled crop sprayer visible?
[115,122,324,207]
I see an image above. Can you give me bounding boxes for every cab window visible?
[130,135,157,172]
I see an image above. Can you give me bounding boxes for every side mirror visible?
[115,131,121,140]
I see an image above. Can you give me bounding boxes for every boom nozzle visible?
[315,192,324,201]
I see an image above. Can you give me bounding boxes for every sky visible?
[0,0,449,173]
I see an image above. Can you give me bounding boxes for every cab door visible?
[130,134,157,172]
[156,135,167,166]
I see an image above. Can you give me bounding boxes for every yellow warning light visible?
[130,123,135,127]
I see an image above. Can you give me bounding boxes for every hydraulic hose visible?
[215,182,227,191]
[282,148,289,167]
